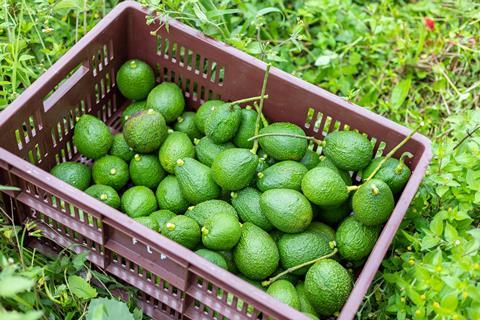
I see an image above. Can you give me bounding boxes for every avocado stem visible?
[248,132,323,145]
[253,102,269,127]
[394,152,413,174]
[347,185,359,192]
[251,63,272,154]
[231,94,269,106]
[365,123,422,182]
[261,248,338,287]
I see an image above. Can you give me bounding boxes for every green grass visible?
[2,0,480,319]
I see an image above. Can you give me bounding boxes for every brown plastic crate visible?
[0,1,431,319]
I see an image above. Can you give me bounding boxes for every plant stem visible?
[251,63,271,154]
[262,248,338,287]
[452,124,480,150]
[347,185,359,192]
[249,132,323,145]
[366,123,423,182]
[253,102,269,127]
[231,94,269,106]
[394,152,413,174]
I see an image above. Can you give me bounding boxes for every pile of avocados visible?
[50,59,412,318]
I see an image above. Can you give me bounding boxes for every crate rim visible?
[0,1,433,319]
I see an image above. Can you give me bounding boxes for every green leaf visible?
[441,292,458,311]
[0,310,43,320]
[421,234,440,250]
[444,223,458,243]
[72,252,89,271]
[54,0,82,11]
[391,76,412,108]
[314,53,338,66]
[0,276,34,297]
[68,275,97,300]
[256,7,284,18]
[86,298,134,320]
[430,214,444,236]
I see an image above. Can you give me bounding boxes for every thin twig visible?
[251,64,271,154]
[249,132,323,145]
[262,248,338,287]
[452,124,480,150]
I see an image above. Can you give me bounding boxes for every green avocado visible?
[233,222,279,280]
[195,249,228,270]
[129,153,165,189]
[336,216,380,261]
[266,280,300,310]
[301,167,349,207]
[146,82,185,123]
[85,184,120,209]
[185,199,238,226]
[194,100,226,134]
[50,162,91,190]
[352,179,394,226]
[233,107,259,149]
[277,231,332,275]
[123,109,168,153]
[323,130,373,171]
[257,160,307,192]
[361,157,411,194]
[258,122,307,161]
[159,131,195,174]
[304,259,353,316]
[110,133,135,162]
[174,111,203,140]
[161,215,200,249]
[260,189,313,233]
[211,148,259,191]
[155,175,190,214]
[205,103,242,143]
[121,186,158,218]
[194,136,235,167]
[230,187,273,231]
[92,155,129,190]
[73,114,113,160]
[174,158,221,204]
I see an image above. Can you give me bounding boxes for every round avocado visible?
[258,122,307,161]
[84,184,120,209]
[92,155,129,190]
[159,131,195,174]
[304,259,353,316]
[121,186,158,218]
[260,189,313,233]
[201,212,241,250]
[155,176,190,214]
[146,82,185,123]
[50,162,91,191]
[336,216,380,261]
[361,157,411,194]
[233,222,279,280]
[352,179,394,226]
[116,59,155,100]
[161,215,200,249]
[130,153,165,189]
[73,114,113,160]
[323,130,373,171]
[123,109,168,153]
[266,280,300,310]
[301,167,349,207]
[211,148,259,191]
